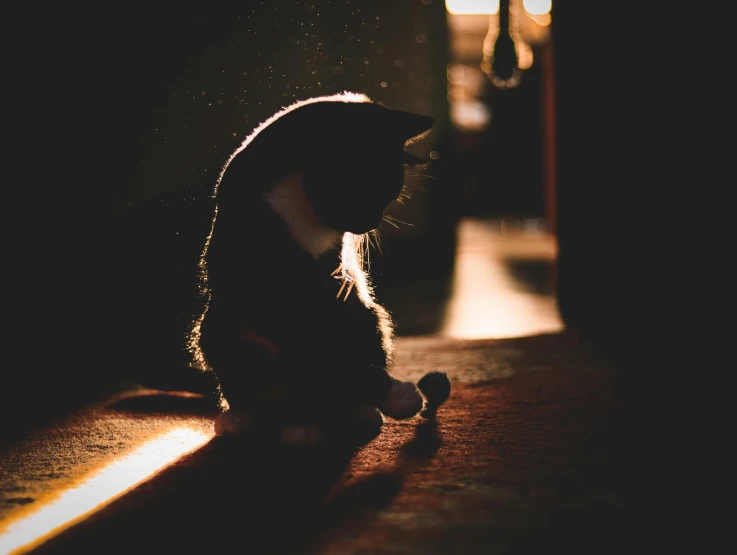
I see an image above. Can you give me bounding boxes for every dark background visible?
[3,1,458,433]
[2,1,661,436]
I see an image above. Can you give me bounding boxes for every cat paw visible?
[281,426,322,445]
[379,379,423,420]
[214,409,253,436]
[351,405,384,434]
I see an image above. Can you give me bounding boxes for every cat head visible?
[297,95,434,234]
[219,92,434,235]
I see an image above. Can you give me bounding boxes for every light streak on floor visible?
[441,217,564,339]
[0,425,213,555]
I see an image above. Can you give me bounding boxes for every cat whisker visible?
[363,233,371,270]
[383,215,414,227]
[382,217,400,229]
[336,278,347,299]
[370,229,384,256]
[343,279,355,301]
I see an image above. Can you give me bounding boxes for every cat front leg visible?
[329,297,424,420]
[328,358,422,421]
[378,378,424,420]
[318,306,423,420]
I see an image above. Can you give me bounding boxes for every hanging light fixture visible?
[482,0,520,88]
[475,0,551,89]
[444,0,552,130]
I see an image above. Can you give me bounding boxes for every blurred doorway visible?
[438,0,562,339]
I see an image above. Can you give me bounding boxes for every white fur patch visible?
[264,174,341,259]
[379,379,423,420]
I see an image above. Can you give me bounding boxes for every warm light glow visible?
[447,62,487,92]
[526,12,551,26]
[446,0,499,15]
[522,0,552,16]
[447,63,466,85]
[517,39,534,70]
[0,427,212,555]
[442,218,563,339]
[480,12,534,88]
[450,101,492,131]
[447,62,492,130]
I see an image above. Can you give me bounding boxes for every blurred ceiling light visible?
[516,40,533,70]
[446,0,500,15]
[446,0,551,99]
[522,0,552,15]
[526,12,551,26]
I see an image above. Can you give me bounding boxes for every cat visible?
[187,92,438,442]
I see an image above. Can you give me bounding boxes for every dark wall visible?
[462,53,546,219]
[552,2,658,355]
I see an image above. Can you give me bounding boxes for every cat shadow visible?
[324,472,403,513]
[32,416,442,554]
[295,419,442,551]
[105,391,218,416]
[400,419,441,460]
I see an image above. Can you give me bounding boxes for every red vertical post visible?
[541,34,557,236]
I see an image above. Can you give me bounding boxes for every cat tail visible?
[131,364,224,407]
